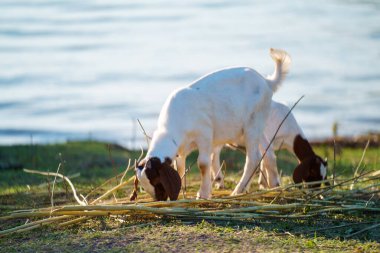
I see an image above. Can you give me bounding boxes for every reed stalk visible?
[2,157,378,238]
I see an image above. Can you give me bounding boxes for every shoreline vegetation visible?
[311,132,380,148]
[0,133,379,252]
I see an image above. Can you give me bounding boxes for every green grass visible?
[1,220,378,253]
[0,141,139,194]
[0,140,379,252]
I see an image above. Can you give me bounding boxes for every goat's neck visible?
[293,134,315,162]
[147,131,180,162]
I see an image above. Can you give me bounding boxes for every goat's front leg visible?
[232,109,269,195]
[197,141,212,199]
[231,148,260,195]
[211,146,225,189]
[258,150,280,189]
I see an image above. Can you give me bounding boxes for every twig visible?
[37,173,80,188]
[296,221,376,235]
[58,217,90,228]
[212,161,226,184]
[0,215,72,237]
[350,140,370,190]
[365,194,375,208]
[181,160,197,181]
[269,189,283,205]
[120,159,132,184]
[309,170,374,199]
[50,163,62,215]
[181,160,197,198]
[85,147,143,199]
[85,172,124,199]
[333,139,336,186]
[137,118,151,146]
[91,176,134,205]
[227,145,269,189]
[24,169,87,206]
[345,223,380,239]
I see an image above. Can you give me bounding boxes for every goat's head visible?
[135,157,181,201]
[293,155,328,188]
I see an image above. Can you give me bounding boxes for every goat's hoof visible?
[258,184,267,190]
[215,181,225,190]
[231,186,246,196]
[196,192,211,200]
[268,182,280,189]
[230,190,240,196]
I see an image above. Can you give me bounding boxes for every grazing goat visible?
[211,101,328,190]
[135,48,291,201]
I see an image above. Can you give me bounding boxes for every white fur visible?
[320,163,327,179]
[258,101,305,188]
[137,168,155,197]
[211,101,305,189]
[140,49,291,199]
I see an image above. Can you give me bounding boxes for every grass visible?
[1,220,378,253]
[0,140,379,252]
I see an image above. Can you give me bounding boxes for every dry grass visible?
[1,166,379,239]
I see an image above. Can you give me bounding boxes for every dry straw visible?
[1,168,379,237]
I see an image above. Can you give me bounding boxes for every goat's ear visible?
[293,135,315,160]
[293,158,312,184]
[146,157,161,169]
[159,162,181,201]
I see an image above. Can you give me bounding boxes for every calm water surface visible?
[0,0,379,148]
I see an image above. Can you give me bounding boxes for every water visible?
[0,0,379,148]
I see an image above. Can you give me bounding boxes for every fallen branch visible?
[24,169,87,206]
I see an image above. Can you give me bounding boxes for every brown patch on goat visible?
[199,163,208,176]
[293,134,315,161]
[145,157,181,201]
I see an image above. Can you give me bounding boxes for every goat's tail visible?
[266,48,291,92]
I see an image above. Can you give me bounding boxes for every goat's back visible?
[158,67,273,144]
[264,101,304,150]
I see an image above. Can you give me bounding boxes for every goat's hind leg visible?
[258,137,280,189]
[175,155,186,186]
[232,108,270,195]
[231,146,261,195]
[258,150,280,189]
[231,133,263,195]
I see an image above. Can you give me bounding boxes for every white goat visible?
[211,101,328,190]
[135,48,291,201]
